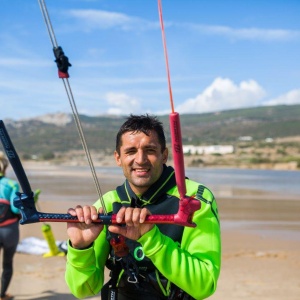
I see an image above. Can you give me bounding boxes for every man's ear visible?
[114,150,122,167]
[162,148,168,164]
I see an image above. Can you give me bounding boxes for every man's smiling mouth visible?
[133,168,150,175]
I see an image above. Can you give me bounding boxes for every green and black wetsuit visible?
[65,165,221,299]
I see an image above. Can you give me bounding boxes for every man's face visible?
[114,130,168,195]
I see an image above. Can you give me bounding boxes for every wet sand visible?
[5,163,300,299]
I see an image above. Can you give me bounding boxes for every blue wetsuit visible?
[0,175,20,298]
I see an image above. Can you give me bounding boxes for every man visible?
[65,114,221,299]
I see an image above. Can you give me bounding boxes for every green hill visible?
[2,104,300,161]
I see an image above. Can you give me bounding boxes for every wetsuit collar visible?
[117,165,177,207]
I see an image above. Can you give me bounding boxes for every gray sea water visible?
[95,166,300,198]
[8,165,300,240]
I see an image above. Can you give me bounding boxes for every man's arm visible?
[65,227,110,298]
[138,185,221,299]
[65,205,108,298]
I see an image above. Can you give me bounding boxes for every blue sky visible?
[1,0,300,120]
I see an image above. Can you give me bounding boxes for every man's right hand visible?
[67,205,104,249]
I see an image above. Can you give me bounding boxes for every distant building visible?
[238,136,253,141]
[265,138,274,143]
[182,145,234,155]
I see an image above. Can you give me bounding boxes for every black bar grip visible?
[38,213,113,225]
[0,120,33,195]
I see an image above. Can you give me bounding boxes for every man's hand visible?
[108,207,154,240]
[67,205,104,249]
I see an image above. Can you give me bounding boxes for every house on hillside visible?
[182,145,234,155]
[238,136,253,141]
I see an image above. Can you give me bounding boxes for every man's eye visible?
[147,149,156,153]
[126,150,136,155]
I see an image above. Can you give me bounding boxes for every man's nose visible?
[135,150,147,164]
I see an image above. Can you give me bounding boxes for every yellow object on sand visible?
[41,224,65,257]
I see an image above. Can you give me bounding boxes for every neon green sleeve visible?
[138,185,221,300]
[65,191,119,298]
[65,228,109,298]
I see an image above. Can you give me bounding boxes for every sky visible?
[1,0,300,120]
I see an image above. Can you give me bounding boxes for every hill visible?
[1,104,300,169]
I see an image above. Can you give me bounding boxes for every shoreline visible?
[20,159,300,172]
[5,163,300,299]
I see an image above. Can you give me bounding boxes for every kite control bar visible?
[13,192,199,227]
[0,120,200,227]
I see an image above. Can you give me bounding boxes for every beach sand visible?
[5,163,300,300]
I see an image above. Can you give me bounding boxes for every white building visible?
[238,136,253,141]
[182,145,234,155]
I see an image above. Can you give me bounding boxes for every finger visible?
[116,206,126,223]
[108,225,125,236]
[132,208,142,226]
[90,206,99,221]
[124,208,134,226]
[140,208,151,223]
[73,205,85,222]
[82,205,93,224]
[67,207,77,217]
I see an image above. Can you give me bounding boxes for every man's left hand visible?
[108,207,154,240]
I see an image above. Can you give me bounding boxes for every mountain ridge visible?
[1,104,300,163]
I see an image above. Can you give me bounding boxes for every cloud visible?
[66,9,300,42]
[179,24,300,42]
[67,9,158,31]
[105,92,142,115]
[176,77,266,114]
[263,89,300,106]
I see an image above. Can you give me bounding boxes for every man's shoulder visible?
[166,178,214,201]
[103,189,119,199]
[185,178,206,193]
[93,189,121,211]
[186,179,215,202]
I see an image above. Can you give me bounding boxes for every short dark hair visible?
[116,114,166,154]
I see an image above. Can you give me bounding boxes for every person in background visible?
[65,114,221,299]
[0,152,20,300]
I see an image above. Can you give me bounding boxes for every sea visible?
[95,166,300,197]
[7,165,300,241]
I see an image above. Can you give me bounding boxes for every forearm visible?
[138,216,221,299]
[65,230,109,298]
[65,243,104,298]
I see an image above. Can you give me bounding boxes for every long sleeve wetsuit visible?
[65,166,221,299]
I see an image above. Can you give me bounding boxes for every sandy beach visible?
[4,163,300,300]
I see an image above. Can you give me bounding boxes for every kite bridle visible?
[0,0,200,227]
